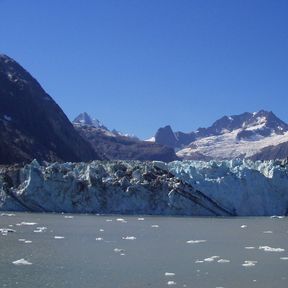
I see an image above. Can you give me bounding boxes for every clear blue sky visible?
[1,0,287,138]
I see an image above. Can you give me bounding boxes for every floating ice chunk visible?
[106,219,113,222]
[0,213,15,217]
[217,259,230,263]
[186,240,206,244]
[120,253,126,256]
[263,231,273,234]
[36,227,47,230]
[95,237,103,241]
[122,236,136,240]
[165,272,175,277]
[137,218,145,221]
[167,281,176,285]
[114,248,125,253]
[245,246,255,250]
[259,246,285,252]
[12,259,32,265]
[24,240,32,244]
[242,260,257,267]
[280,257,288,260]
[64,216,74,219]
[34,227,47,233]
[99,229,104,232]
[270,216,284,219]
[195,260,204,263]
[19,222,38,226]
[0,228,16,233]
[204,256,219,262]
[54,236,65,239]
[151,225,159,228]
[241,225,247,228]
[116,218,127,223]
[18,239,26,242]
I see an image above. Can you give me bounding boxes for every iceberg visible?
[0,159,287,216]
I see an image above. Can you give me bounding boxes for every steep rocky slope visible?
[0,54,99,164]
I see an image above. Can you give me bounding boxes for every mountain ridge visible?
[152,110,288,160]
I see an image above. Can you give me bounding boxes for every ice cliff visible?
[0,159,288,216]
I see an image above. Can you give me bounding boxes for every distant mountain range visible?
[151,110,288,160]
[73,113,177,162]
[1,53,288,164]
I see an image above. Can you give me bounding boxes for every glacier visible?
[0,159,287,216]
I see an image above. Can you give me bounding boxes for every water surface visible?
[0,213,287,288]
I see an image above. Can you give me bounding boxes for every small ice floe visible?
[105,219,113,222]
[167,281,176,285]
[95,237,103,241]
[116,218,127,223]
[122,236,136,240]
[259,246,285,252]
[245,246,255,250]
[186,240,206,244]
[151,225,159,228]
[33,227,47,233]
[24,240,32,244]
[0,213,15,217]
[270,215,284,219]
[241,225,247,228]
[54,236,65,239]
[18,239,26,242]
[12,258,32,265]
[64,215,74,219]
[204,256,219,262]
[195,260,204,263]
[18,222,38,226]
[137,217,145,221]
[280,257,288,260]
[0,228,16,233]
[99,229,104,232]
[217,259,230,263]
[263,231,273,234]
[114,248,125,253]
[165,272,175,277]
[242,260,257,267]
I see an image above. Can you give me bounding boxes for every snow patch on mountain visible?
[175,110,288,160]
[177,130,288,160]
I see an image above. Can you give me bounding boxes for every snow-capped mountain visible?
[73,112,108,130]
[153,110,288,160]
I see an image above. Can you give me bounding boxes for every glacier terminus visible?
[1,159,287,216]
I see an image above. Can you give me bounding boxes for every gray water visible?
[0,213,287,288]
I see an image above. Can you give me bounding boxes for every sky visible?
[0,0,287,139]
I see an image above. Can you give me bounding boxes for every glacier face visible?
[0,159,288,216]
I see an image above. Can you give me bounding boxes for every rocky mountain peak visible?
[73,112,108,130]
[155,125,178,148]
